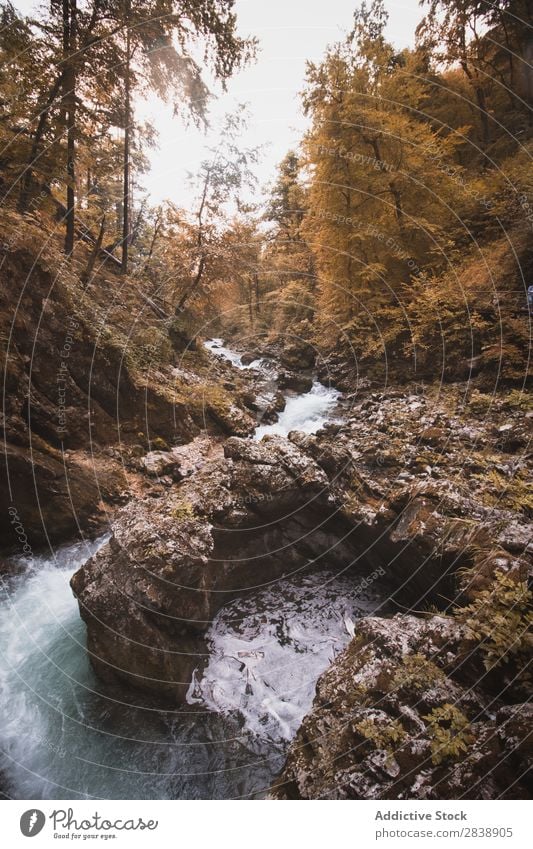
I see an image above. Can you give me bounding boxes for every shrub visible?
[393,653,445,693]
[475,469,533,515]
[424,704,474,765]
[170,499,196,521]
[456,570,533,671]
[355,715,406,751]
[466,390,493,415]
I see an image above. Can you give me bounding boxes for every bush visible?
[355,715,406,751]
[393,653,445,694]
[424,704,474,765]
[457,570,533,671]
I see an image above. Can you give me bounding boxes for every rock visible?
[494,422,531,453]
[240,353,257,366]
[279,340,316,371]
[278,371,313,393]
[206,403,256,437]
[0,441,114,546]
[271,614,531,800]
[288,432,353,477]
[139,450,182,480]
[0,238,211,544]
[68,373,533,808]
[71,436,350,702]
[419,426,448,447]
[240,388,286,423]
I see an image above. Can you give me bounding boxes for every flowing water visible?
[255,380,341,439]
[204,338,262,370]
[0,542,382,799]
[0,342,376,799]
[205,338,341,438]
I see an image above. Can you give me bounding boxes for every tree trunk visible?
[389,180,406,240]
[82,214,106,284]
[129,199,146,248]
[248,277,254,326]
[174,167,210,313]
[141,208,162,273]
[475,83,491,148]
[18,74,63,213]
[460,60,491,147]
[121,0,131,274]
[63,0,77,256]
[174,254,206,314]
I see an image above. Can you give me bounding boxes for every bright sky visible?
[15,0,424,206]
[139,0,424,205]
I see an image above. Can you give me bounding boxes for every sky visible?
[14,0,424,206]
[138,0,424,205]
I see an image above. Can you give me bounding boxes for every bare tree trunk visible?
[474,83,490,147]
[175,254,206,314]
[389,180,406,240]
[248,276,254,326]
[82,214,106,284]
[121,0,131,274]
[63,0,77,256]
[141,207,162,273]
[129,198,146,249]
[18,74,63,213]
[174,167,210,314]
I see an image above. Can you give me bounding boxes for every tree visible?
[121,0,132,272]
[62,0,78,255]
[301,9,464,331]
[7,0,256,261]
[260,151,316,333]
[416,0,533,147]
[265,151,305,239]
[0,4,62,212]
[173,109,261,314]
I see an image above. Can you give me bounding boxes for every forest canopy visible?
[0,0,531,382]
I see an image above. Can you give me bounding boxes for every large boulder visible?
[71,436,352,701]
[271,615,532,800]
[279,340,316,371]
[278,371,313,393]
[0,441,128,547]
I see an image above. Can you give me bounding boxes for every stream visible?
[0,341,381,800]
[205,337,342,436]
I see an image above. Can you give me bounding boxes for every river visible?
[205,338,342,437]
[0,341,381,799]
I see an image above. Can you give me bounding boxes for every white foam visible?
[187,570,379,742]
[0,540,384,798]
[204,338,246,368]
[255,380,341,439]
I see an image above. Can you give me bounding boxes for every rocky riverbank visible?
[271,613,532,799]
[69,356,532,798]
[4,227,529,798]
[270,385,532,799]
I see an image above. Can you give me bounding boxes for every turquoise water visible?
[0,538,381,799]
